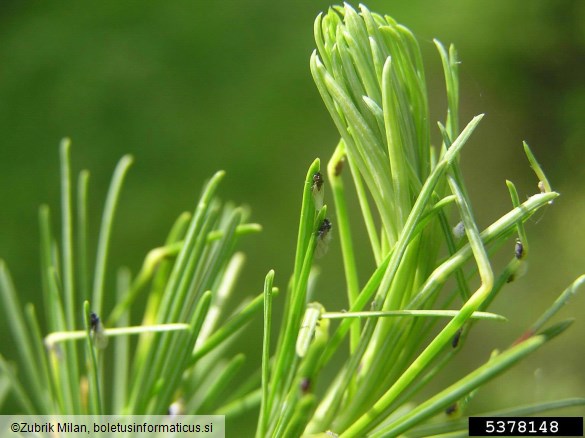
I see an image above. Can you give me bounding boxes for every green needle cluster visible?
[0,140,266,417]
[260,3,584,436]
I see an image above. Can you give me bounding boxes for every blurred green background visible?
[1,0,583,423]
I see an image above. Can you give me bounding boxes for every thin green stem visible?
[523,141,552,194]
[346,153,382,263]
[45,322,191,347]
[513,275,585,345]
[327,143,361,355]
[321,310,506,321]
[112,267,131,413]
[257,270,274,438]
[77,170,90,305]
[59,138,76,330]
[92,155,134,318]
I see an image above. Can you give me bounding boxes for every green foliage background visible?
[1,0,583,421]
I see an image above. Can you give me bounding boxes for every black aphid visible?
[90,312,100,331]
[445,402,458,416]
[90,311,108,349]
[515,239,524,260]
[312,172,324,190]
[315,218,332,258]
[451,328,462,348]
[317,218,332,237]
[311,172,325,210]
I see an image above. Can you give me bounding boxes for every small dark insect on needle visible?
[311,172,325,210]
[515,239,524,260]
[312,172,324,190]
[315,218,332,258]
[90,312,99,331]
[317,218,331,237]
[451,328,462,348]
[90,312,108,349]
[445,402,458,416]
